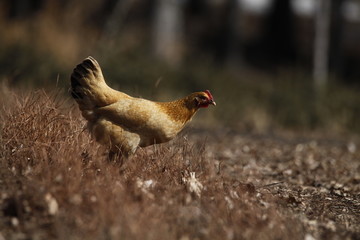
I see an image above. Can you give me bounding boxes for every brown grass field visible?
[0,85,359,240]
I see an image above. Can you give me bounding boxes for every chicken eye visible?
[199,96,207,100]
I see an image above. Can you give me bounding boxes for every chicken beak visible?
[209,100,216,106]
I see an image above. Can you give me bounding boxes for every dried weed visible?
[0,87,359,240]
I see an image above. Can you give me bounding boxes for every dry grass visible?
[0,86,359,240]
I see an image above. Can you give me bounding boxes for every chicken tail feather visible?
[70,56,123,120]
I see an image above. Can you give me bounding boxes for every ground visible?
[0,90,359,240]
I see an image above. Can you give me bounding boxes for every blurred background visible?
[1,0,360,134]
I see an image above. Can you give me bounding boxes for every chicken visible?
[70,56,216,159]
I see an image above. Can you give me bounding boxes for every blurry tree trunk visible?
[99,0,133,53]
[329,0,344,78]
[153,0,184,67]
[313,0,331,89]
[260,0,296,67]
[225,0,243,67]
[102,0,131,40]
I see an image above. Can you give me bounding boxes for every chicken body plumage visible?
[71,56,215,158]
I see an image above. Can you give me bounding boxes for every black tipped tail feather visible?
[70,56,125,119]
[70,56,99,100]
[69,56,108,111]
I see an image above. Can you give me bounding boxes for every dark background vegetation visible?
[1,0,360,134]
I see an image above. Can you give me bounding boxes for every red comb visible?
[204,90,213,99]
